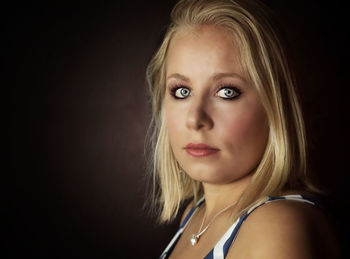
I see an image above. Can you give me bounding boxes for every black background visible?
[7,0,348,258]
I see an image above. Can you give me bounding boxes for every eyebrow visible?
[212,72,246,82]
[166,72,245,82]
[166,73,190,82]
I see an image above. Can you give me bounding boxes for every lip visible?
[184,143,219,158]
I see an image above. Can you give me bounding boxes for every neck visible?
[201,173,253,219]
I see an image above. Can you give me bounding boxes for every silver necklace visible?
[190,200,238,246]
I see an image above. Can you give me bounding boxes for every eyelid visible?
[167,82,191,91]
[216,84,241,91]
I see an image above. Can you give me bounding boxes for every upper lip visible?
[184,143,219,150]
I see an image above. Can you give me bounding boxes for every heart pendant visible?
[190,234,198,246]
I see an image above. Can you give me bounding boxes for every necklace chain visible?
[190,200,237,246]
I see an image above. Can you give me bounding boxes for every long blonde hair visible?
[146,0,318,223]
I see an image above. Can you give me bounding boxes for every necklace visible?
[190,200,238,246]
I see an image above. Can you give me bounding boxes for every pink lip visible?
[184,143,219,158]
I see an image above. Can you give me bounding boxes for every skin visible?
[163,25,339,258]
[164,25,269,217]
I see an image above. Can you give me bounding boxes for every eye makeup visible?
[168,84,191,99]
[167,83,243,101]
[216,85,242,100]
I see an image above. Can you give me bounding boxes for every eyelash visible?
[169,85,190,99]
[169,85,242,100]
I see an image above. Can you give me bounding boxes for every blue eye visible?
[217,87,240,99]
[173,87,190,99]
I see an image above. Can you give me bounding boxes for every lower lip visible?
[185,148,219,158]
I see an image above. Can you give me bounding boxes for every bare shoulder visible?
[227,199,340,259]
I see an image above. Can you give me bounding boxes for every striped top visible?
[159,194,321,259]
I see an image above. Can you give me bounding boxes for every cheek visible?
[216,103,268,150]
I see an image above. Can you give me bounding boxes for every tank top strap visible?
[205,194,323,259]
[180,196,205,228]
[159,196,205,259]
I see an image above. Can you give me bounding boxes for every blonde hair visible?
[146,0,318,223]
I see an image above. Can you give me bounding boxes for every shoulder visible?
[227,198,340,259]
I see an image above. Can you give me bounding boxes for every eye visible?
[217,87,241,99]
[172,87,191,99]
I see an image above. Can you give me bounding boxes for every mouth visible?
[184,143,220,158]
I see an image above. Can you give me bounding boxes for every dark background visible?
[7,0,348,258]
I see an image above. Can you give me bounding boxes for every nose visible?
[186,98,214,130]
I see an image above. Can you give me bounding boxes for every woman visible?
[145,0,339,258]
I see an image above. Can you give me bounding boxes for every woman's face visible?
[163,25,269,184]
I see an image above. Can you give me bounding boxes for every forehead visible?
[166,25,244,77]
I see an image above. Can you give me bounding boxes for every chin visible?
[183,163,254,185]
[185,169,235,184]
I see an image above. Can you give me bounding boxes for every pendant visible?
[190,234,198,246]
